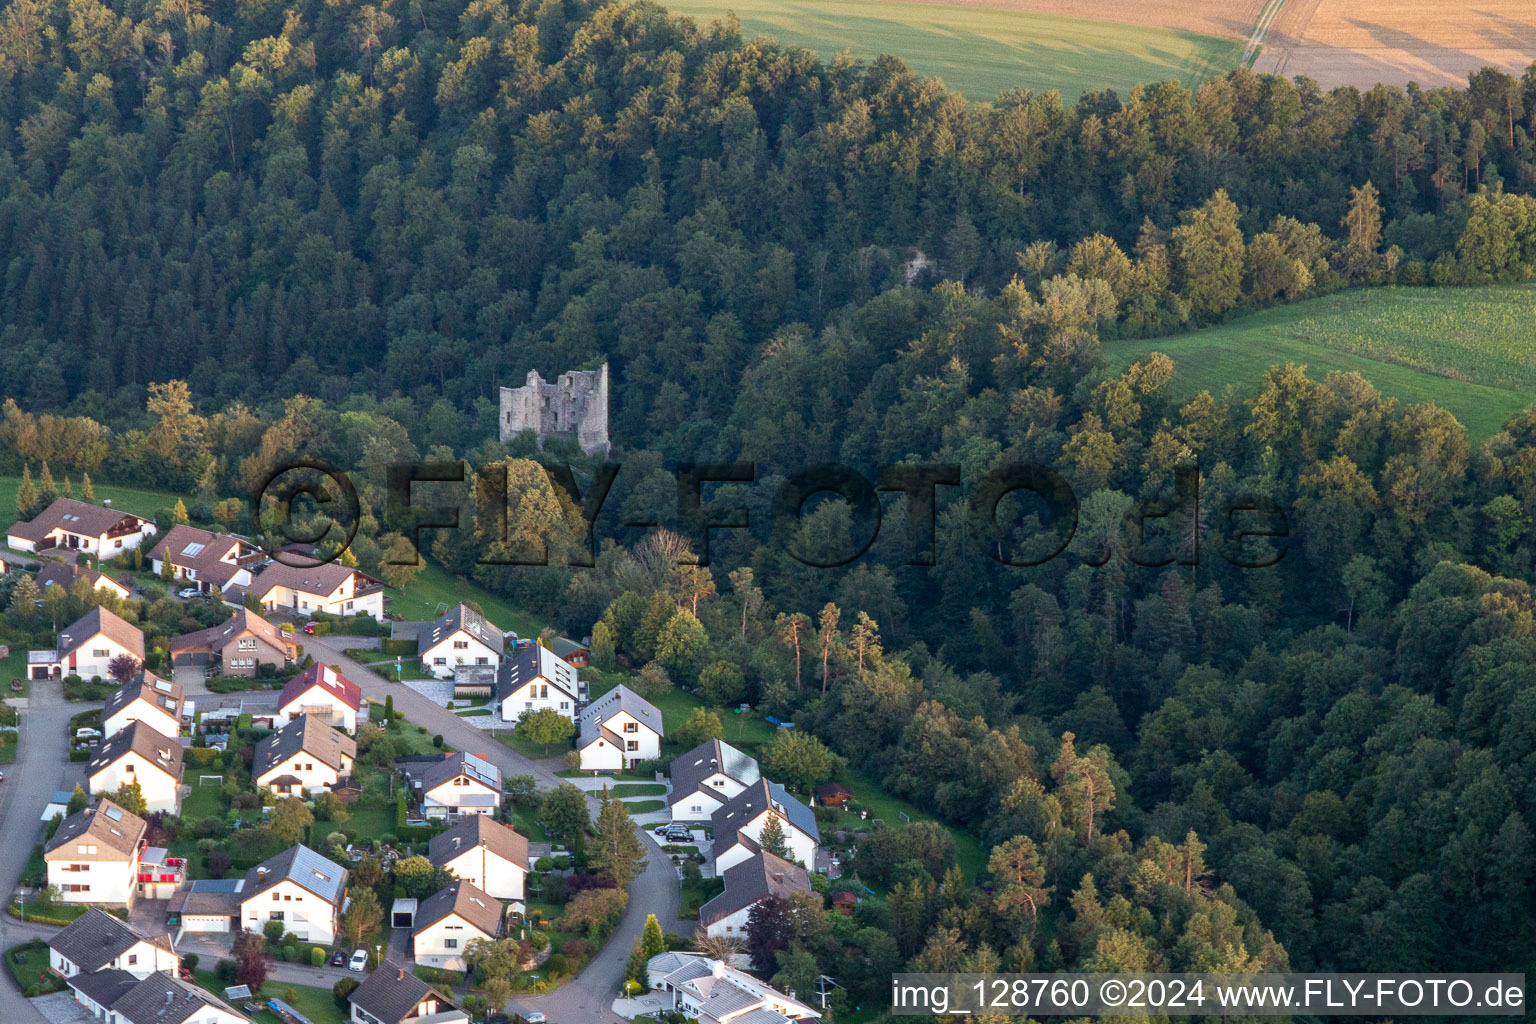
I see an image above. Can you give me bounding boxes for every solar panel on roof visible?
[105,806,123,820]
[181,542,206,557]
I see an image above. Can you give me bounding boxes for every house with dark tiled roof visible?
[248,560,384,620]
[408,753,502,820]
[348,961,468,1024]
[254,715,356,797]
[700,850,810,937]
[277,663,363,732]
[103,673,184,740]
[44,800,147,907]
[67,968,251,1024]
[35,560,131,601]
[427,815,529,902]
[576,685,662,772]
[88,721,185,814]
[711,779,819,873]
[148,524,266,596]
[47,908,179,980]
[646,952,821,1024]
[417,604,504,680]
[29,605,144,681]
[411,881,502,970]
[6,497,154,556]
[169,608,294,678]
[239,845,348,945]
[494,640,580,722]
[669,739,761,823]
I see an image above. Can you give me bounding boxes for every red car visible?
[303,621,318,635]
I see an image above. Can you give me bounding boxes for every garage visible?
[169,879,242,939]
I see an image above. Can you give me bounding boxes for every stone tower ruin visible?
[499,363,610,456]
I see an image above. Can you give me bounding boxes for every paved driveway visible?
[0,677,91,1024]
[307,638,686,1023]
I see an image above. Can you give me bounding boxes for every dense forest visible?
[4,0,1536,1013]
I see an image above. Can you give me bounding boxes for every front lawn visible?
[0,646,27,697]
[388,564,545,638]
[609,783,665,797]
[620,799,664,814]
[492,729,567,761]
[6,939,65,995]
[193,971,346,1024]
[507,804,549,843]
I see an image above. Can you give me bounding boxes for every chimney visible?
[165,991,175,1007]
[257,867,268,880]
[398,968,405,981]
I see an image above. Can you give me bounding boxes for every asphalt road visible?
[0,677,95,1024]
[306,638,686,1024]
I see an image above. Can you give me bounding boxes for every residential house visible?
[102,673,184,740]
[494,641,580,722]
[35,561,131,601]
[550,637,589,667]
[413,753,502,820]
[411,881,502,971]
[646,952,821,1024]
[48,908,179,980]
[248,561,384,620]
[254,715,357,797]
[66,967,251,1024]
[6,498,155,556]
[169,608,294,677]
[239,845,349,945]
[43,800,147,907]
[700,850,811,938]
[348,961,469,1024]
[148,525,266,596]
[417,604,504,680]
[575,685,663,772]
[88,721,185,815]
[276,664,363,732]
[711,780,819,872]
[427,815,529,903]
[669,739,761,824]
[136,845,187,900]
[168,879,245,937]
[30,605,144,681]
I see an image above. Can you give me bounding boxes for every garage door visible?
[181,915,230,933]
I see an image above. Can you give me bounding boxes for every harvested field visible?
[1257,0,1536,89]
[666,0,1251,100]
[890,0,1267,41]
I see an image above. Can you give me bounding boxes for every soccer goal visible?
[199,775,224,787]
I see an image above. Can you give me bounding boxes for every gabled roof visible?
[578,685,663,749]
[419,752,501,794]
[66,967,139,1009]
[110,971,247,1024]
[168,608,291,657]
[494,642,580,703]
[412,880,502,937]
[428,815,529,872]
[711,779,818,844]
[242,844,348,905]
[45,799,147,859]
[350,961,462,1024]
[49,909,174,973]
[7,498,149,542]
[671,739,759,801]
[103,673,184,725]
[35,561,124,595]
[279,663,362,712]
[423,604,504,656]
[255,715,357,776]
[89,721,185,783]
[699,850,811,926]
[249,560,376,600]
[58,605,145,662]
[550,637,588,660]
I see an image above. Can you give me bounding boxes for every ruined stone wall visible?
[499,363,610,456]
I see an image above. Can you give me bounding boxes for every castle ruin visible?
[499,363,610,456]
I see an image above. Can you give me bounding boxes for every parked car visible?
[664,825,692,842]
[653,824,671,836]
[329,950,345,966]
[303,621,318,635]
[349,949,369,972]
[178,587,202,599]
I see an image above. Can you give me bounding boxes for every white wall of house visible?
[441,849,526,901]
[714,812,817,872]
[422,778,500,817]
[577,736,625,773]
[260,579,383,620]
[670,788,726,823]
[104,700,180,741]
[50,938,179,980]
[413,916,493,971]
[242,878,339,945]
[60,636,140,682]
[578,712,661,772]
[9,523,154,556]
[256,752,352,796]
[703,904,756,938]
[47,854,138,906]
[421,632,500,679]
[498,680,576,722]
[277,690,358,732]
[89,756,180,815]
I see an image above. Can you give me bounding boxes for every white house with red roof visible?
[147,524,266,597]
[6,498,155,556]
[248,561,384,620]
[277,664,363,732]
